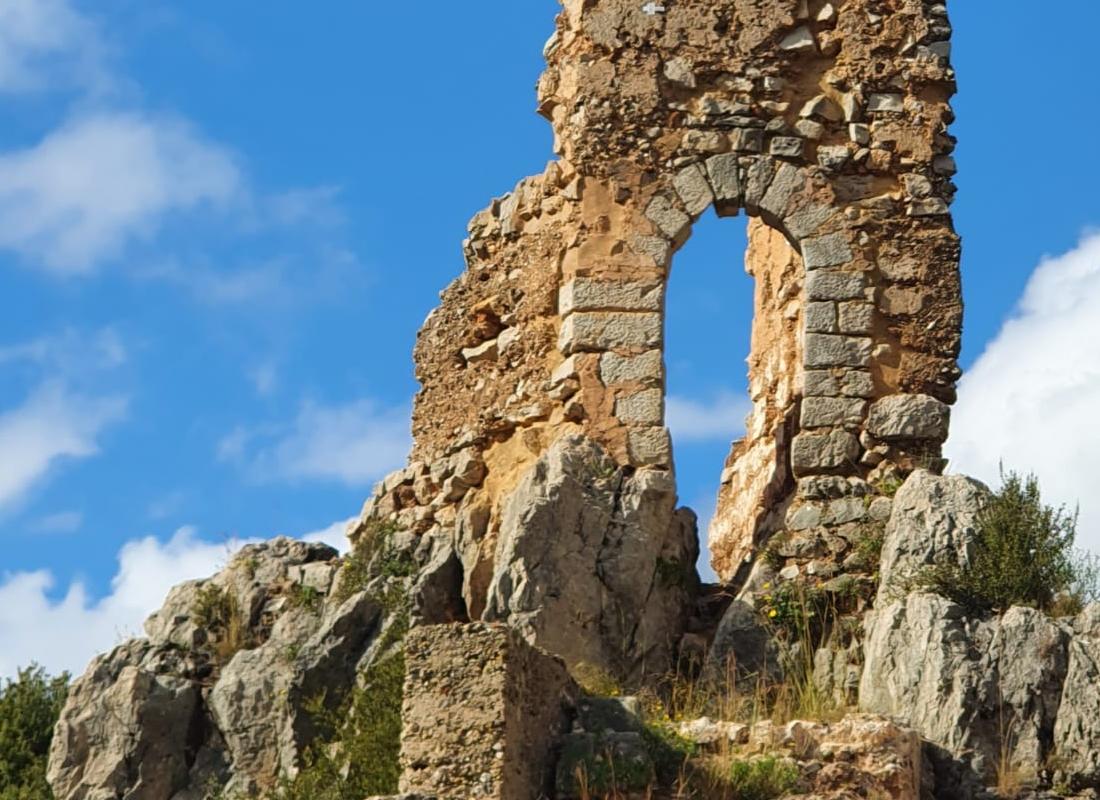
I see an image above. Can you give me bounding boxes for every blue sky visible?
[1,1,1099,677]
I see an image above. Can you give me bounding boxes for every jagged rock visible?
[876,470,990,602]
[862,594,1069,790]
[861,471,1100,797]
[1054,606,1100,788]
[208,591,382,795]
[47,538,404,800]
[483,434,699,681]
[47,640,209,800]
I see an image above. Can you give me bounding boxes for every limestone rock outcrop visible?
[861,471,1100,797]
[484,435,698,680]
[47,538,404,800]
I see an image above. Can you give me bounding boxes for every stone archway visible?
[358,0,963,678]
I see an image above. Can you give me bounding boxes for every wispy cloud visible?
[0,327,127,372]
[220,398,410,486]
[30,510,83,534]
[947,231,1100,551]
[0,0,112,95]
[666,390,751,444]
[0,382,127,512]
[0,112,240,274]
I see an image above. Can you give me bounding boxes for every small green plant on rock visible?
[916,470,1087,614]
[191,584,251,664]
[278,653,406,800]
[334,519,411,603]
[286,583,322,613]
[723,756,799,800]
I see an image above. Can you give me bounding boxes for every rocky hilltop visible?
[45,1,1100,799]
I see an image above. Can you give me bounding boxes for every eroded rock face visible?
[875,469,991,603]
[484,434,698,681]
[860,471,1100,797]
[47,538,410,800]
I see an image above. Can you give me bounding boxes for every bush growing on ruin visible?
[0,665,69,800]
[918,470,1090,614]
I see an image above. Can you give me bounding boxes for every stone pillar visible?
[399,623,579,799]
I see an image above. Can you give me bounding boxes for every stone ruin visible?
[362,0,961,677]
[50,2,1100,800]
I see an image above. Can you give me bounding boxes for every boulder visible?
[47,641,209,800]
[708,599,783,688]
[876,470,990,603]
[484,434,699,681]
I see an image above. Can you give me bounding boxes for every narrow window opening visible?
[664,209,754,583]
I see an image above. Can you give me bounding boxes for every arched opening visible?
[664,207,805,584]
[664,210,754,583]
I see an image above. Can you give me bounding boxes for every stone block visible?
[791,430,861,476]
[806,270,865,301]
[559,278,664,314]
[794,118,825,140]
[559,312,662,354]
[759,162,802,219]
[805,334,872,368]
[867,93,904,113]
[867,394,950,442]
[627,427,672,466]
[400,623,578,800]
[645,195,690,240]
[743,156,777,210]
[779,26,816,51]
[672,163,714,217]
[770,136,805,158]
[805,301,838,333]
[705,153,741,207]
[731,127,764,152]
[801,397,867,429]
[615,389,664,425]
[802,233,853,269]
[838,301,875,334]
[784,203,833,239]
[599,350,663,386]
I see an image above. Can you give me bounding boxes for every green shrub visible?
[918,470,1083,614]
[278,654,405,800]
[334,520,410,603]
[724,756,799,800]
[191,584,250,664]
[0,665,69,800]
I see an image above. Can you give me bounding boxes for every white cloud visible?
[0,112,240,273]
[0,382,127,511]
[0,326,127,373]
[666,390,751,444]
[947,231,1100,551]
[302,517,355,551]
[0,520,352,679]
[0,0,110,95]
[248,360,279,397]
[221,398,410,486]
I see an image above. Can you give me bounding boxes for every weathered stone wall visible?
[399,623,578,799]
[355,0,962,673]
